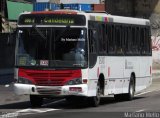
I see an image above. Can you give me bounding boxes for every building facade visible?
[0,0,33,33]
[105,0,160,67]
[105,0,160,18]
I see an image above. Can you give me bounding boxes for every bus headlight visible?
[18,77,33,84]
[65,78,82,85]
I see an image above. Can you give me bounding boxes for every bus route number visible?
[99,57,105,64]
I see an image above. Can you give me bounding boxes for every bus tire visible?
[89,82,101,107]
[114,76,135,101]
[125,76,135,101]
[30,95,43,107]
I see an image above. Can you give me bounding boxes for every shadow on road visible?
[41,96,146,109]
[0,96,145,110]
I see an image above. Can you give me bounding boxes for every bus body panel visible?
[136,57,152,92]
[105,56,124,94]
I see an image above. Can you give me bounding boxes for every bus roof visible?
[85,12,150,26]
[19,10,150,26]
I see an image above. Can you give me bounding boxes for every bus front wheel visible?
[30,95,43,107]
[89,82,101,107]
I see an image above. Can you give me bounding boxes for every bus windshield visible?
[16,27,88,68]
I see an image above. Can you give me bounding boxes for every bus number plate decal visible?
[40,60,49,66]
[99,57,105,64]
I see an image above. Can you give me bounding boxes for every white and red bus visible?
[14,10,152,107]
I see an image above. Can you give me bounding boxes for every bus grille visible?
[36,87,61,95]
[27,71,71,86]
[19,69,81,86]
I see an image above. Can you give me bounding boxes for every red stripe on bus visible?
[18,68,81,86]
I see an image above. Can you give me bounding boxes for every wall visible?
[105,0,160,17]
[0,33,16,69]
[105,0,135,16]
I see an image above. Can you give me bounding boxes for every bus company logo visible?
[40,60,49,66]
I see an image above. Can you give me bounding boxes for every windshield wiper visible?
[33,25,47,41]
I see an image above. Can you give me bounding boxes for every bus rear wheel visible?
[125,76,135,100]
[114,76,135,101]
[30,95,43,107]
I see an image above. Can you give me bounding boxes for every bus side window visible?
[135,27,141,54]
[121,26,125,54]
[115,25,123,54]
[140,27,146,54]
[125,26,133,55]
[108,24,116,54]
[98,23,106,54]
[89,29,97,53]
[144,27,151,55]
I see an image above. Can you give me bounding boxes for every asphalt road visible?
[0,77,160,118]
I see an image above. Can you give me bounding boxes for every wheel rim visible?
[130,80,134,97]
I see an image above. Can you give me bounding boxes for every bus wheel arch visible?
[88,73,105,107]
[98,73,105,95]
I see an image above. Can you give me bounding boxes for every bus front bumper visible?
[13,83,88,97]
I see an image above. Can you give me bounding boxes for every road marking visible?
[0,112,19,118]
[9,108,61,116]
[135,91,153,96]
[5,84,10,87]
[0,99,63,117]
[16,108,59,115]
[136,109,146,112]
[135,89,160,96]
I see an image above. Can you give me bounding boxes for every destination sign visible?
[18,14,86,26]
